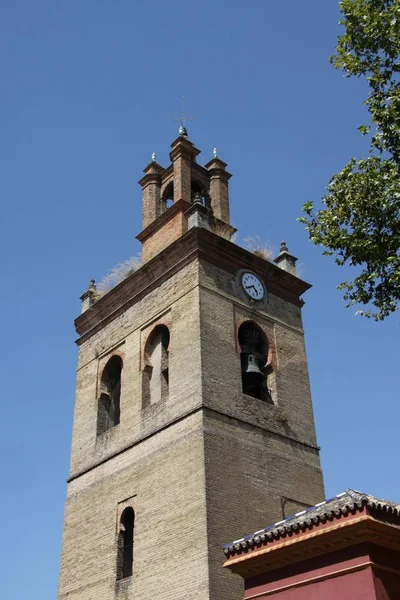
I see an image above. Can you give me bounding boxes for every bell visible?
[243,353,264,377]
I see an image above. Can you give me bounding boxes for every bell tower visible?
[57,128,324,600]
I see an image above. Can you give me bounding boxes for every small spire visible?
[274,242,297,276]
[80,279,97,313]
[152,152,156,162]
[280,241,289,253]
[213,147,218,158]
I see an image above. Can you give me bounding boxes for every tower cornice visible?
[138,161,164,187]
[204,156,230,173]
[169,135,201,162]
[75,228,311,345]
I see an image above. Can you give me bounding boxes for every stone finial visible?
[274,241,298,276]
[80,279,98,313]
[152,152,156,162]
[193,192,203,205]
[213,147,218,158]
[280,241,289,253]
[179,125,188,138]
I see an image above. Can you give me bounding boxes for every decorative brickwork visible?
[136,133,232,262]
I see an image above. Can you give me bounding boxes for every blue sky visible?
[1,1,398,598]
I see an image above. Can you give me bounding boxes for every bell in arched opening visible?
[243,352,264,377]
[238,321,270,401]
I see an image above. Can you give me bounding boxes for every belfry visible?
[57,127,324,600]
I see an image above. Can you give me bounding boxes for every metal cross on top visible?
[173,96,195,136]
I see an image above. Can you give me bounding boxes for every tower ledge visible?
[75,228,311,345]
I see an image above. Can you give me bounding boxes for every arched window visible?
[238,321,271,402]
[97,355,122,435]
[162,182,174,211]
[117,507,134,580]
[191,180,203,200]
[142,325,170,407]
[191,181,211,208]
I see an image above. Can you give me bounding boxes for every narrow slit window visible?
[117,507,134,580]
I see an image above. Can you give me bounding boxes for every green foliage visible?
[300,0,400,320]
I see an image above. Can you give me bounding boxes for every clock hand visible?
[245,285,257,293]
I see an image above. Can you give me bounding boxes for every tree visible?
[300,0,400,320]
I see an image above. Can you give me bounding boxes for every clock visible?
[241,272,265,301]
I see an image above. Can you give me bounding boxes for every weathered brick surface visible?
[141,178,161,229]
[59,413,209,600]
[203,412,324,600]
[141,209,188,263]
[205,157,231,223]
[136,137,232,266]
[58,230,324,600]
[69,260,202,477]
[197,259,324,599]
[173,154,191,203]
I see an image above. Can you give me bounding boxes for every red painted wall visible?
[373,569,400,600]
[244,544,400,600]
[247,568,376,600]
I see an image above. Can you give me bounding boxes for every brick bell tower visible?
[57,126,324,600]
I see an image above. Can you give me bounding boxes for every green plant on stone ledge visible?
[96,255,141,298]
[243,236,273,262]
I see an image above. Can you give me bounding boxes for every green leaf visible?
[299,0,400,321]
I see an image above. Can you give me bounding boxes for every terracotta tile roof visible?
[223,488,400,556]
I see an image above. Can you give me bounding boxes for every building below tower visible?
[223,488,400,600]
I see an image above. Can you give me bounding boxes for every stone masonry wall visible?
[58,412,210,600]
[59,246,324,600]
[198,260,321,447]
[141,210,187,263]
[69,260,201,478]
[59,260,209,600]
[197,258,324,600]
[204,412,324,600]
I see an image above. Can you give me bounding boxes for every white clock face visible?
[241,272,265,300]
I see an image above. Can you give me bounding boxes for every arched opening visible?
[191,180,210,207]
[142,325,170,407]
[162,182,174,211]
[117,507,135,580]
[191,180,203,199]
[238,321,271,402]
[97,355,122,435]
